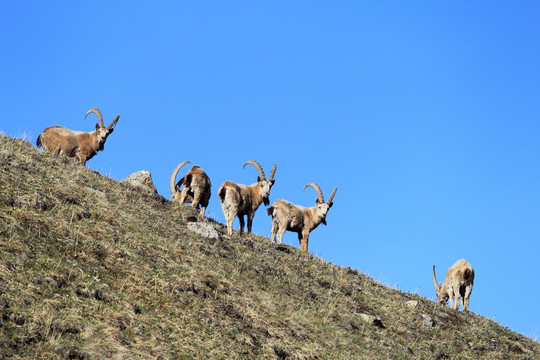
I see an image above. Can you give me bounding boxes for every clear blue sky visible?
[1,1,539,339]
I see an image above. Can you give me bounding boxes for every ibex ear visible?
[95,123,100,131]
[270,179,275,186]
[257,176,261,182]
[315,198,321,204]
[328,201,333,208]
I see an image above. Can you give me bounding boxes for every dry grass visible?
[0,133,538,359]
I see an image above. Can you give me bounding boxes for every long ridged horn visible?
[268,164,277,181]
[326,188,337,204]
[107,115,120,130]
[85,108,104,128]
[243,160,266,180]
[432,265,440,292]
[303,183,324,203]
[170,161,191,195]
[327,187,337,204]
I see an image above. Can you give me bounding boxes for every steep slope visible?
[0,134,538,359]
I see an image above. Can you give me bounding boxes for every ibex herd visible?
[36,108,475,313]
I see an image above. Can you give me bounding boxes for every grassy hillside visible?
[0,133,538,359]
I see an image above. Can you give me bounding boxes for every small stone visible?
[405,300,418,308]
[85,187,105,197]
[420,313,434,327]
[357,313,386,328]
[187,222,220,240]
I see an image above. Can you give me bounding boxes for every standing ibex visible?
[218,160,276,236]
[170,161,211,216]
[433,259,475,312]
[267,183,336,253]
[36,108,119,166]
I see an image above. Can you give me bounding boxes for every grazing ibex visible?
[36,108,119,166]
[170,161,211,216]
[433,259,475,312]
[218,160,276,236]
[267,183,336,253]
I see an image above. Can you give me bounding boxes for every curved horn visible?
[303,183,324,203]
[243,160,266,180]
[107,115,120,130]
[327,187,337,204]
[432,265,440,292]
[268,164,277,181]
[170,161,191,195]
[85,108,104,128]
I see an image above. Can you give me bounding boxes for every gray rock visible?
[123,170,158,194]
[420,313,435,327]
[187,222,220,240]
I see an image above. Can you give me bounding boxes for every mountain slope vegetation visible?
[0,134,538,359]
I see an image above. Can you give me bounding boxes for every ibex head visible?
[243,160,276,206]
[432,265,449,305]
[85,108,119,150]
[170,161,193,203]
[303,183,336,225]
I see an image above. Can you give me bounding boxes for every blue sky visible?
[1,2,539,339]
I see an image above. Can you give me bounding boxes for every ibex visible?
[267,183,336,253]
[218,160,276,236]
[36,108,119,166]
[170,161,211,216]
[433,259,475,312]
